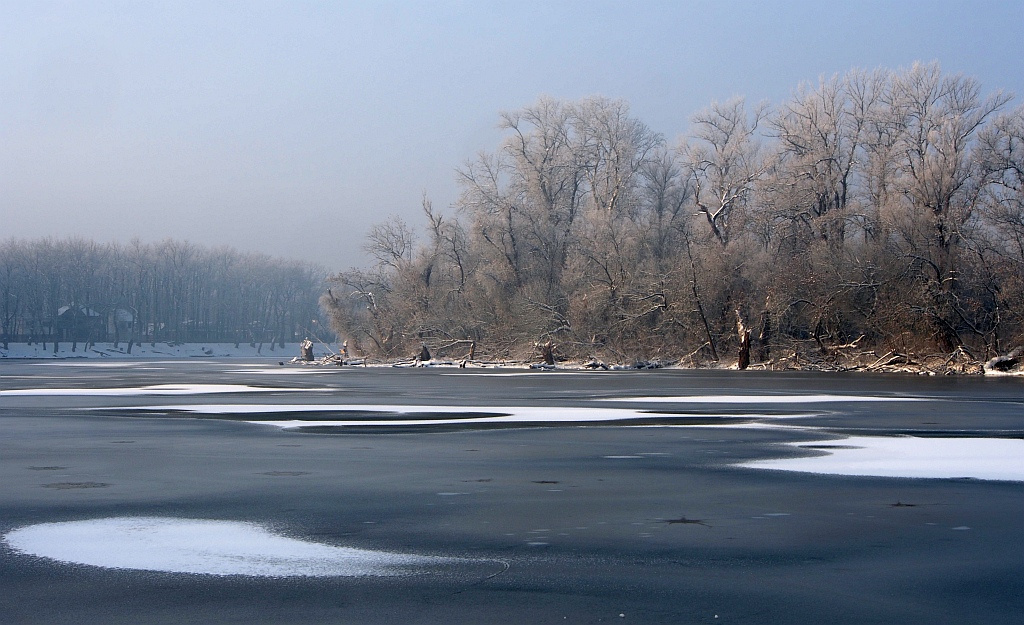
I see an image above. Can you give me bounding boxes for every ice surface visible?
[439,371,606,377]
[3,517,450,577]
[600,394,928,403]
[0,384,316,396]
[738,436,1024,481]
[224,368,343,375]
[127,403,798,428]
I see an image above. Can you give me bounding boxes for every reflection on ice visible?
[738,436,1024,481]
[3,517,453,577]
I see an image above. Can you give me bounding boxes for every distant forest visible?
[323,63,1024,367]
[0,238,327,351]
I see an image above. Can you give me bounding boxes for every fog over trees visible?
[323,63,1024,366]
[0,238,326,352]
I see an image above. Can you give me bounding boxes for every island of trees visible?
[0,238,326,352]
[322,63,1024,371]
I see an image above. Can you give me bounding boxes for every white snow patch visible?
[440,371,606,377]
[29,362,149,368]
[601,394,928,403]
[123,404,797,428]
[2,517,450,577]
[0,384,318,397]
[981,368,1024,377]
[738,436,1024,481]
[224,369,343,375]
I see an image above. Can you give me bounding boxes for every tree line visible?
[0,237,328,351]
[323,63,1024,367]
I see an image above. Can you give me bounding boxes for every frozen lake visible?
[1,360,1022,623]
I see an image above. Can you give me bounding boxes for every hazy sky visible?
[2,1,1022,271]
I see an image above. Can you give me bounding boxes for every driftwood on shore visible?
[984,348,1024,375]
[278,336,1023,376]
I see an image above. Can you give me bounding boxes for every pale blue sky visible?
[2,0,1022,270]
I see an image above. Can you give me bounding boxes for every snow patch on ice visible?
[600,394,928,403]
[224,368,343,375]
[738,436,1024,481]
[2,517,451,577]
[0,384,317,397]
[123,403,804,429]
[440,371,606,377]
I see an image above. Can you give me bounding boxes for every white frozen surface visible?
[225,368,342,375]
[739,436,1024,481]
[3,517,449,577]
[0,384,316,397]
[440,371,606,377]
[601,394,928,403]
[126,403,798,428]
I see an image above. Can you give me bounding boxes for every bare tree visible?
[365,217,415,271]
[682,98,770,245]
[327,73,1024,364]
[886,62,1010,349]
[769,71,879,246]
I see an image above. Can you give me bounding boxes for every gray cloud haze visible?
[2,0,1022,271]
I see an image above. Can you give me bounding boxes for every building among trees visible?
[0,238,328,351]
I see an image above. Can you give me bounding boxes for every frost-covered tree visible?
[682,98,770,245]
[326,69,1024,364]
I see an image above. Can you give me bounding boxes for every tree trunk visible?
[757,297,771,361]
[736,310,751,370]
[686,241,718,361]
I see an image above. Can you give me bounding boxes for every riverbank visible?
[3,340,1022,377]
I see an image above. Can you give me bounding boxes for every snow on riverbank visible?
[0,342,303,359]
[3,341,1022,376]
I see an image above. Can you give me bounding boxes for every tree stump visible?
[537,341,556,366]
[299,338,314,361]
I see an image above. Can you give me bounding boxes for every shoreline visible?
[2,341,1022,377]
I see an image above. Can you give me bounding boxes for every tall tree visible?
[682,98,769,245]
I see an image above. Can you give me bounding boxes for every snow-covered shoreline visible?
[3,341,1023,377]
